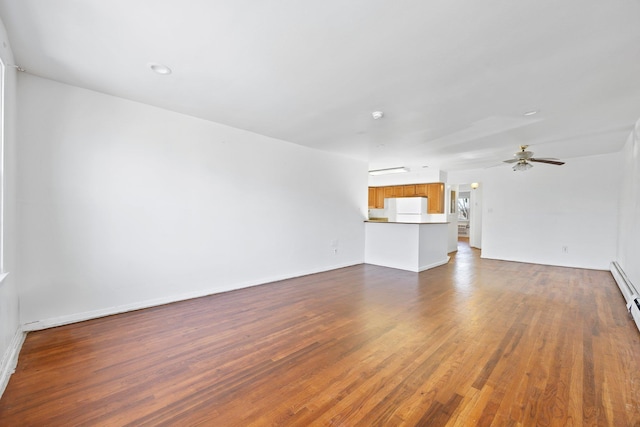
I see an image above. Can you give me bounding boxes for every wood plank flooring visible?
[2,241,640,426]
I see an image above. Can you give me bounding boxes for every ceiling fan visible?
[504,145,565,171]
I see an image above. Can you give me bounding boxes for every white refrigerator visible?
[386,197,429,222]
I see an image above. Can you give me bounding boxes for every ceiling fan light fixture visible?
[513,161,533,172]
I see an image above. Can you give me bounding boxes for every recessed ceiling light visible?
[371,111,384,120]
[523,110,538,116]
[149,63,172,75]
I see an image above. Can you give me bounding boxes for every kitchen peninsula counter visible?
[364,220,449,224]
[364,221,450,272]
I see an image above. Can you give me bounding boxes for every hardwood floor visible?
[2,241,640,426]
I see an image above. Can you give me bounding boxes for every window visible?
[458,197,469,220]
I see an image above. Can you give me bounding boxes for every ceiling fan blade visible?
[529,158,565,165]
[503,159,519,163]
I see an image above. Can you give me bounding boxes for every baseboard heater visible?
[611,261,640,333]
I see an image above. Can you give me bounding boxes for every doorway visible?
[456,183,482,249]
[457,191,470,239]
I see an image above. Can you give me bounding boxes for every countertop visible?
[365,220,449,224]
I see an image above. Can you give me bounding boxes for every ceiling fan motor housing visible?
[515,150,533,160]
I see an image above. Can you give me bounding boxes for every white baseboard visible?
[418,256,451,272]
[22,260,363,332]
[630,300,640,333]
[0,327,26,398]
[611,261,639,303]
[610,261,640,334]
[480,253,608,271]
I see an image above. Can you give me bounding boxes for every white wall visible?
[617,119,640,288]
[481,152,620,270]
[368,168,446,186]
[448,169,484,186]
[17,74,367,328]
[0,17,22,395]
[469,185,483,249]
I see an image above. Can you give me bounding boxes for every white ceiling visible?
[1,0,639,171]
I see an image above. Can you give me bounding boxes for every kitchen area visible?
[365,183,453,273]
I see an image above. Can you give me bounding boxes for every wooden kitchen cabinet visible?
[415,184,428,197]
[375,187,385,208]
[392,186,405,197]
[368,187,386,209]
[368,188,376,208]
[427,183,444,214]
[367,182,445,213]
[403,184,416,197]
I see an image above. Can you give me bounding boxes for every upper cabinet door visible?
[403,184,416,197]
[368,187,386,209]
[427,183,444,213]
[384,187,394,199]
[375,187,385,208]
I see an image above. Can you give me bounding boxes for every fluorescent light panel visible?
[368,167,409,176]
